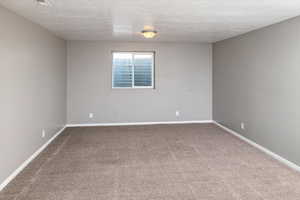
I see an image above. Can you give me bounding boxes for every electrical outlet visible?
[89,113,94,119]
[42,129,46,138]
[241,123,245,130]
[176,110,180,117]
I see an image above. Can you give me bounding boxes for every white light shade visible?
[141,30,157,39]
[36,0,50,6]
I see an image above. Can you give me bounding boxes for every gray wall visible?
[67,41,212,124]
[213,17,300,165]
[0,6,67,184]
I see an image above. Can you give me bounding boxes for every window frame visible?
[111,51,155,89]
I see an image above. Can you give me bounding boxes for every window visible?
[112,52,154,88]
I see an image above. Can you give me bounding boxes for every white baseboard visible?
[213,121,300,173]
[0,126,66,191]
[66,120,213,127]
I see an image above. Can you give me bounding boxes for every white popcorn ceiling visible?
[1,0,300,42]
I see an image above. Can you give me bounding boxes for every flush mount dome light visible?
[141,30,157,39]
[36,0,50,6]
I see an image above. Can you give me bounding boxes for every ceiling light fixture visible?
[36,0,50,6]
[141,30,158,39]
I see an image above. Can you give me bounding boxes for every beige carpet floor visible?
[1,124,300,200]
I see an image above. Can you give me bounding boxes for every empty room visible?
[1,0,300,199]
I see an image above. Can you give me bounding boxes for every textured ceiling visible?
[1,0,300,42]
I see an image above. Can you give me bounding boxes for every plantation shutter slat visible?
[112,53,133,88]
[134,54,153,87]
